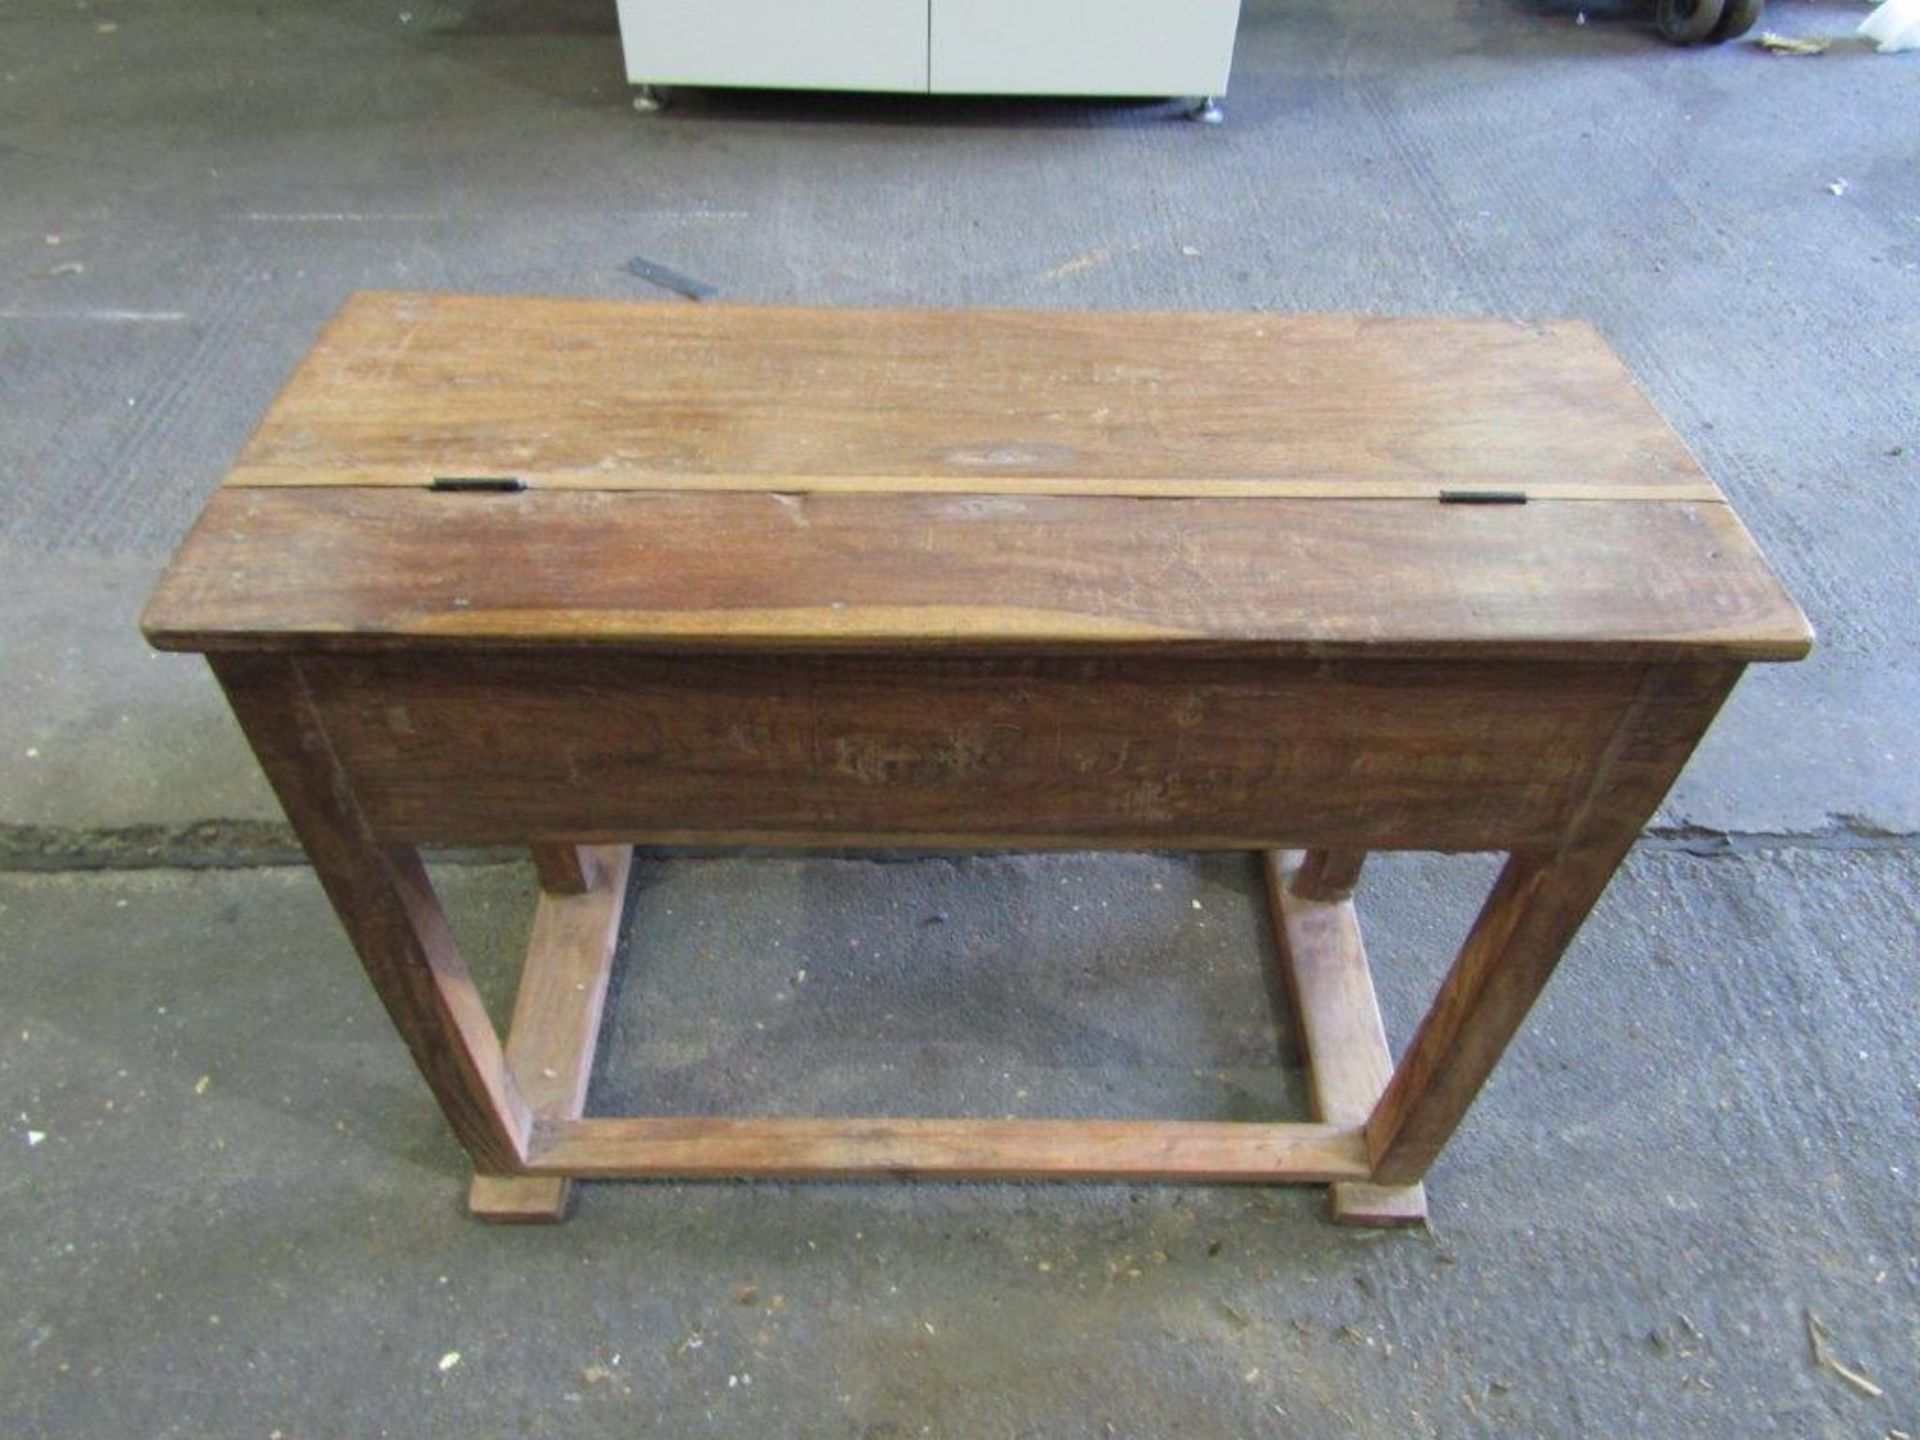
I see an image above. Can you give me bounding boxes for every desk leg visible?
[1290,849,1367,904]
[1366,844,1627,1185]
[532,844,599,895]
[1366,663,1741,1188]
[470,845,632,1221]
[1264,852,1426,1226]
[211,656,530,1177]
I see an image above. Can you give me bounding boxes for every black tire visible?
[1708,0,1763,40]
[1656,0,1727,43]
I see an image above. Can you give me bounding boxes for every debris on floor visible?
[1805,1310,1885,1400]
[1754,31,1827,54]
[623,255,718,301]
[1218,1300,1254,1329]
[1040,247,1111,282]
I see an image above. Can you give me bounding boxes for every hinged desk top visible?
[142,291,1809,662]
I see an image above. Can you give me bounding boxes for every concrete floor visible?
[2,0,1916,1433]
[5,851,1917,1436]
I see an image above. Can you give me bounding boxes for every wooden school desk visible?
[141,293,1809,1224]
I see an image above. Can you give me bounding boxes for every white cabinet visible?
[616,0,1243,100]
[931,0,1241,96]
[615,0,929,93]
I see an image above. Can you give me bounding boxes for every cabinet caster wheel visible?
[1655,0,1726,43]
[1708,0,1763,40]
[1185,96,1224,125]
[633,85,665,113]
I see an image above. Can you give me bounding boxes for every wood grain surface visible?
[470,844,631,1221]
[222,292,1719,500]
[279,651,1662,850]
[144,292,1810,661]
[1264,851,1426,1225]
[142,487,1809,660]
[1365,663,1742,1185]
[210,655,529,1172]
[526,1116,1371,1183]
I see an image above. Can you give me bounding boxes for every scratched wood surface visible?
[278,652,1686,850]
[524,1116,1372,1183]
[142,292,1808,660]
[220,292,1721,500]
[142,487,1809,660]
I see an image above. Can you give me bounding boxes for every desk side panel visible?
[292,653,1669,851]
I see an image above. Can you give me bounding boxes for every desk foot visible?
[471,1172,575,1223]
[1330,1180,1427,1227]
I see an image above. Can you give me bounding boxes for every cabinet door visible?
[930,0,1242,96]
[617,0,928,92]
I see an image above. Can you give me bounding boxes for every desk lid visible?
[143,291,1809,661]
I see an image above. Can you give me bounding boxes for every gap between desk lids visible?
[217,466,1727,504]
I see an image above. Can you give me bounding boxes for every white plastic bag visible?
[1860,0,1920,52]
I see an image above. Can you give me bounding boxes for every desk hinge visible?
[1438,489,1528,505]
[430,476,525,493]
